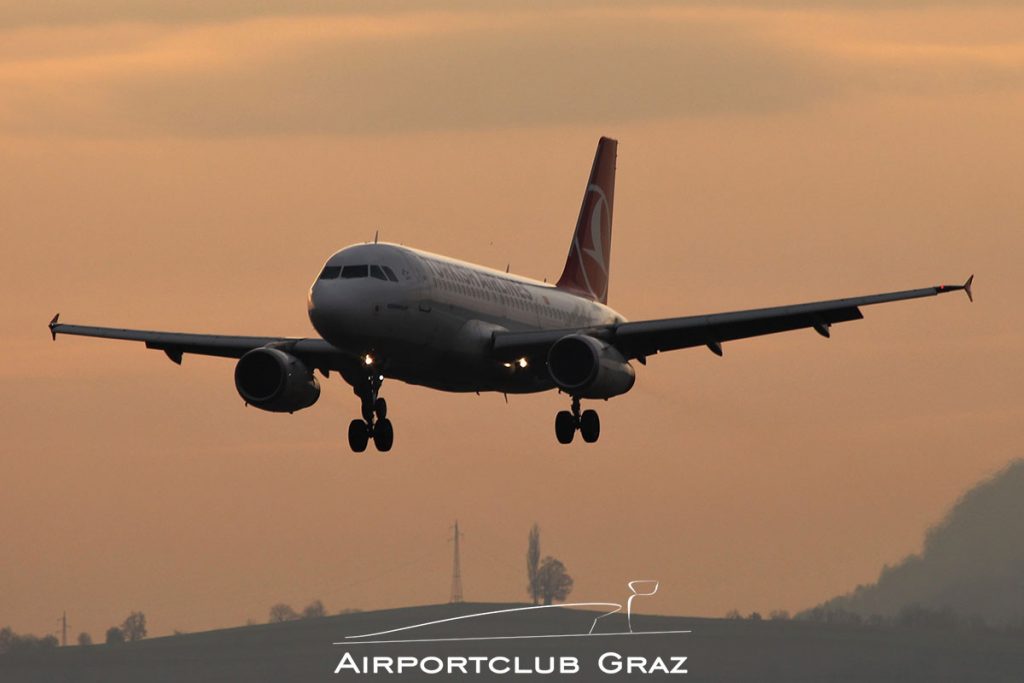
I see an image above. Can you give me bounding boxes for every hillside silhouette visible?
[2,602,1022,682]
[812,459,1024,626]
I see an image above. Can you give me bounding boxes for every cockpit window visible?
[341,265,369,279]
[334,264,397,282]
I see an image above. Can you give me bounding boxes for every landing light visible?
[363,354,374,366]
[517,357,528,369]
[502,362,513,369]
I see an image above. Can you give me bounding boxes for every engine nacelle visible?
[234,347,320,413]
[546,334,635,399]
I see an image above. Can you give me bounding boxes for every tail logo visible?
[573,183,611,301]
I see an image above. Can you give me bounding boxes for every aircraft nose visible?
[308,280,370,343]
[308,281,340,337]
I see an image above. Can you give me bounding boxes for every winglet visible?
[49,313,60,340]
[936,275,974,302]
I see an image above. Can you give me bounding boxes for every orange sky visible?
[1,1,1022,639]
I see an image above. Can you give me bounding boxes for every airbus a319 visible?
[50,138,973,451]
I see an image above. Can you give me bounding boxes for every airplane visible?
[49,137,973,452]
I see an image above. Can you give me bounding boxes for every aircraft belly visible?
[379,301,553,394]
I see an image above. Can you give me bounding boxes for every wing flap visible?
[614,305,863,358]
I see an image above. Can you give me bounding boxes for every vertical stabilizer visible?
[556,137,617,304]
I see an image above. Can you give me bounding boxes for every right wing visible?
[48,315,357,373]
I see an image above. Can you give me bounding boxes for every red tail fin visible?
[556,137,617,304]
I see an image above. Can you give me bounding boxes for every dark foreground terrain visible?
[2,603,1021,682]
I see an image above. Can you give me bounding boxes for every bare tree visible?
[77,632,92,646]
[105,627,124,645]
[121,612,147,642]
[302,600,326,619]
[268,603,299,623]
[526,523,541,605]
[536,556,573,605]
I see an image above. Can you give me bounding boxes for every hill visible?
[1,602,1021,682]
[811,459,1024,626]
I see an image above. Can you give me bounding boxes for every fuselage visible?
[307,243,625,393]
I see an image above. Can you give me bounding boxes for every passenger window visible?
[382,266,399,282]
[341,265,369,279]
[370,265,387,281]
[319,265,341,279]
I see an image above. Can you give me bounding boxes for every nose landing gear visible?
[555,396,600,444]
[347,374,394,452]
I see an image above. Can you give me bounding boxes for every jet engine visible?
[234,347,320,413]
[546,334,635,399]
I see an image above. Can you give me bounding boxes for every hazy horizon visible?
[2,1,1022,640]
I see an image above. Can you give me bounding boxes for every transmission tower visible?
[449,520,464,603]
[59,611,68,647]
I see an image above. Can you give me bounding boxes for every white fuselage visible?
[307,243,625,393]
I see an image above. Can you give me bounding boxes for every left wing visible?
[492,276,974,362]
[48,315,354,372]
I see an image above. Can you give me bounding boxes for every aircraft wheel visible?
[373,418,394,452]
[348,419,369,453]
[580,409,600,443]
[555,411,576,444]
[374,398,388,420]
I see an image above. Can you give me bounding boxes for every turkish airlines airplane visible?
[50,138,973,452]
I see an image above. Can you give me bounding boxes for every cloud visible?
[0,6,1021,138]
[0,1,1021,30]
[0,11,841,138]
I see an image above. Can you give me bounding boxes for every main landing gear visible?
[555,396,600,444]
[347,374,394,452]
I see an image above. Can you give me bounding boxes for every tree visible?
[0,628,57,654]
[268,603,299,623]
[105,627,124,645]
[0,627,14,654]
[535,556,573,605]
[121,612,147,642]
[526,523,541,605]
[302,600,326,619]
[769,610,790,621]
[77,632,93,646]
